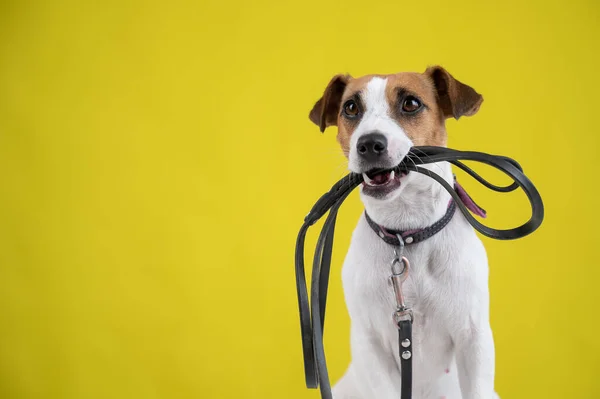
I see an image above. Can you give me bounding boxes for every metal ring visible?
[390,257,406,274]
[391,256,410,277]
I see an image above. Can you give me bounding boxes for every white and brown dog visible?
[309,66,499,399]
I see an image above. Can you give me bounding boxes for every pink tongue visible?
[372,172,390,184]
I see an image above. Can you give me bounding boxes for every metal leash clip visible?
[391,234,413,326]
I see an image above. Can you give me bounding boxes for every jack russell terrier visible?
[308,66,500,399]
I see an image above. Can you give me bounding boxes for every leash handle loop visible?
[295,145,545,398]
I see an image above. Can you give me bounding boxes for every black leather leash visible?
[294,146,544,399]
[398,319,413,398]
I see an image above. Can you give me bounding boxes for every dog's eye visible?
[343,100,360,117]
[401,96,422,113]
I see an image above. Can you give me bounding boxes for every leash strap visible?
[398,320,412,399]
[295,146,545,398]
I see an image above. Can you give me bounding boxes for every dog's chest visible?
[341,217,473,380]
[343,219,459,320]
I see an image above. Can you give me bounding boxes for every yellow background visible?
[0,0,598,398]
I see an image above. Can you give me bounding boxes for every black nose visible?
[356,133,388,162]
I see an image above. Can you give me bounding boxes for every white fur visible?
[333,78,499,399]
[348,77,412,174]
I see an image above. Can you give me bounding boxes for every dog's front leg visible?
[339,326,402,399]
[454,319,496,399]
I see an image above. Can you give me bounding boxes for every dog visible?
[308,66,500,399]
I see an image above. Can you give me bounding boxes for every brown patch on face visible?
[384,73,448,147]
[308,66,482,156]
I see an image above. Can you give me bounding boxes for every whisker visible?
[408,154,433,178]
[409,148,445,176]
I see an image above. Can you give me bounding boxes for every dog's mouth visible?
[361,169,409,198]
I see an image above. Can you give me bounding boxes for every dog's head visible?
[309,66,482,201]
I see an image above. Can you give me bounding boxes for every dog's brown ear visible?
[309,74,350,132]
[425,66,483,120]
